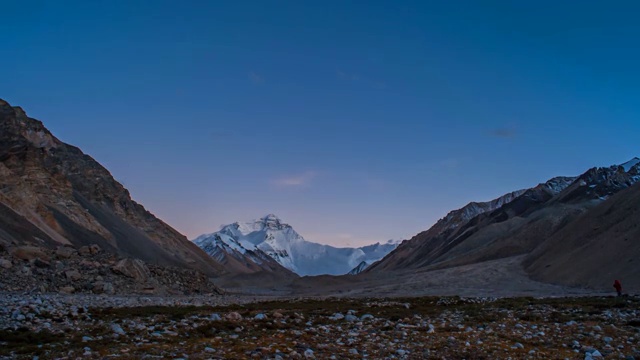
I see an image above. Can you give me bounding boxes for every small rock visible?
[345,314,358,322]
[65,270,82,281]
[111,323,126,335]
[360,314,374,321]
[58,286,75,294]
[226,312,242,321]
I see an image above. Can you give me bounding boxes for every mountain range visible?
[367,157,640,290]
[193,214,400,276]
[1,97,638,296]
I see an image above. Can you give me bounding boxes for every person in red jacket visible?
[613,280,622,297]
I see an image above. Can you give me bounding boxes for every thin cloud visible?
[248,71,264,84]
[272,171,317,188]
[489,128,517,138]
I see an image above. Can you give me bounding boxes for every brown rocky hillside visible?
[0,98,224,275]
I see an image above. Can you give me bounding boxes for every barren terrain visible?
[2,293,640,359]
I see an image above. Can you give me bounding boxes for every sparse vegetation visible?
[3,295,640,359]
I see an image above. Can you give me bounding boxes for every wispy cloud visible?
[488,128,517,138]
[272,171,317,188]
[248,71,264,84]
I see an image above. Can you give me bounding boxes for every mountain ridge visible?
[194,214,401,276]
[367,158,639,281]
[0,98,225,276]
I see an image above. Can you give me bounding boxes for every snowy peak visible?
[192,232,292,275]
[255,213,289,230]
[228,213,293,235]
[619,157,640,172]
[194,216,400,276]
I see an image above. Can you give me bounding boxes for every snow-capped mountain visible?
[193,214,401,276]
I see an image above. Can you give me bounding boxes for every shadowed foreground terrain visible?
[2,294,640,359]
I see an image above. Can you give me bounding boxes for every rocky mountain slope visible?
[367,158,640,291]
[0,243,223,295]
[0,98,225,276]
[525,180,640,290]
[194,214,400,276]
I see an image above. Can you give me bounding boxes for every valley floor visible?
[221,256,602,299]
[1,256,628,359]
[1,293,640,359]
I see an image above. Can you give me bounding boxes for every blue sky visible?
[2,1,639,246]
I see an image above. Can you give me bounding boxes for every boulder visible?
[225,312,243,321]
[112,258,150,282]
[0,258,12,269]
[78,244,101,256]
[10,246,50,262]
[65,270,82,281]
[59,286,75,294]
[89,244,101,254]
[55,246,77,259]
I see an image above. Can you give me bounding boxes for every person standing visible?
[613,280,623,297]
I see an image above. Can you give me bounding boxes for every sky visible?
[1,1,639,247]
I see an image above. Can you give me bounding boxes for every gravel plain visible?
[2,293,640,359]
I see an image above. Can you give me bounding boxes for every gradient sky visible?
[2,1,639,246]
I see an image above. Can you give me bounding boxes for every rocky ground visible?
[2,294,640,359]
[0,244,223,296]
